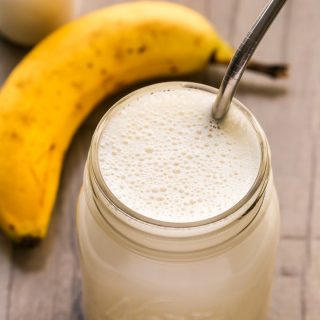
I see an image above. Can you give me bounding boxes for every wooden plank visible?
[0,235,11,320]
[276,239,306,277]
[207,0,238,43]
[269,276,302,320]
[232,0,314,238]
[312,144,320,238]
[303,1,320,319]
[305,241,320,320]
[77,0,208,17]
[309,0,320,240]
[269,239,306,320]
[76,0,125,15]
[171,0,208,16]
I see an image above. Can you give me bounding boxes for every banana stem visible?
[210,56,288,79]
[246,60,288,78]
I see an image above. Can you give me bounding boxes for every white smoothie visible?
[77,83,279,320]
[98,86,261,223]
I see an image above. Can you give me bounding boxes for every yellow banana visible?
[0,1,285,245]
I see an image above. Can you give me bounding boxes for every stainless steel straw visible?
[212,0,287,120]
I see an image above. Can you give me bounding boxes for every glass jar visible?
[77,82,280,320]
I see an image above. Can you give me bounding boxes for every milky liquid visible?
[98,87,261,224]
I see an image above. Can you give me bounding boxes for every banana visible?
[0,1,285,245]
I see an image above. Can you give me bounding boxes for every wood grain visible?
[0,0,319,319]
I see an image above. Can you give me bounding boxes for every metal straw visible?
[212,0,287,120]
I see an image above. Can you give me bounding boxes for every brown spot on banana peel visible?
[114,46,125,61]
[114,44,147,60]
[15,80,28,89]
[137,45,147,54]
[18,114,35,126]
[86,62,94,69]
[170,65,179,73]
[137,21,170,38]
[75,102,83,111]
[100,68,108,76]
[101,74,115,87]
[10,131,23,141]
[194,36,203,45]
[71,81,83,90]
[33,143,57,164]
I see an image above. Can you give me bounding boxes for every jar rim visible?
[89,81,270,231]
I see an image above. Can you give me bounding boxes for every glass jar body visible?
[77,177,280,320]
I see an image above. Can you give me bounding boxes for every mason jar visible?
[77,82,280,320]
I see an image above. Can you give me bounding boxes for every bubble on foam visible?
[98,87,261,224]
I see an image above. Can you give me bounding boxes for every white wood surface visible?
[0,1,319,319]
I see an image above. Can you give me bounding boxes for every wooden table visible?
[0,0,319,319]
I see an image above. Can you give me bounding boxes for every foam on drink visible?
[98,86,261,224]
